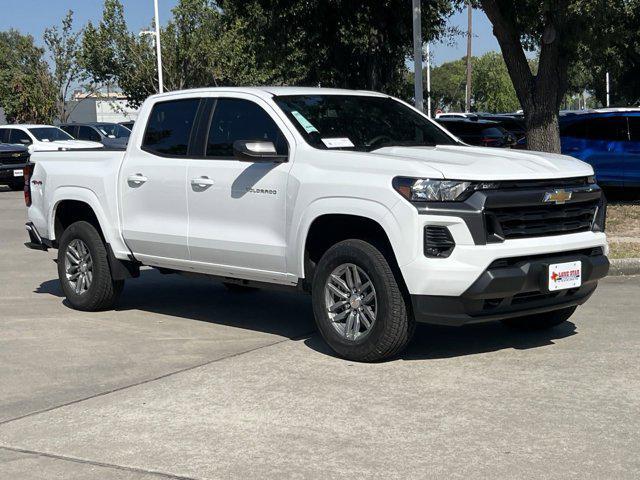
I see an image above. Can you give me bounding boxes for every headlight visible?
[393,177,474,202]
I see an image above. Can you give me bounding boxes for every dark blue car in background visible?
[560,110,640,187]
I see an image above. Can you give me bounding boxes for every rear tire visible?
[57,221,123,311]
[312,239,414,362]
[501,306,577,330]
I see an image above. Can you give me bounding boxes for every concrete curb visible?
[609,258,640,276]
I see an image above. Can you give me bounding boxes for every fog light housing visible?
[424,226,455,258]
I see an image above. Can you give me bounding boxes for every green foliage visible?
[429,57,466,112]
[472,51,520,112]
[43,10,84,122]
[80,0,276,106]
[221,0,456,96]
[0,30,56,124]
[428,52,520,113]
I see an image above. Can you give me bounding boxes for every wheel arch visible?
[293,198,408,285]
[49,187,115,246]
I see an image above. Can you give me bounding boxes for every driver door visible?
[186,95,294,281]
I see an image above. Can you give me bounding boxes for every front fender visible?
[290,196,408,279]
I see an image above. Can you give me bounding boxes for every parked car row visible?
[0,122,130,190]
[435,109,640,188]
[59,122,131,149]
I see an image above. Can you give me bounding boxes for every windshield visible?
[28,127,74,142]
[274,95,458,152]
[95,123,131,138]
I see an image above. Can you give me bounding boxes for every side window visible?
[584,117,628,141]
[78,126,101,142]
[206,98,288,157]
[561,119,587,138]
[142,98,200,156]
[628,116,640,142]
[0,128,9,143]
[60,125,77,137]
[10,129,32,145]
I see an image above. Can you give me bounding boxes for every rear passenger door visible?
[120,97,200,266]
[625,115,640,187]
[185,94,294,281]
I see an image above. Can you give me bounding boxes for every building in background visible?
[64,91,139,124]
[0,92,140,126]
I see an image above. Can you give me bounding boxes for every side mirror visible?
[233,140,288,163]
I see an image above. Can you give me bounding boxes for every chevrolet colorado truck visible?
[24,87,609,361]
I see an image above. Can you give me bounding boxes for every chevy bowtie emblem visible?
[543,189,572,205]
[11,153,21,157]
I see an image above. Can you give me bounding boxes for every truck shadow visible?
[304,321,577,361]
[36,269,577,360]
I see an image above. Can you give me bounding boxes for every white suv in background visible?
[0,125,103,153]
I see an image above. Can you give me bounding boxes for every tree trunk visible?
[480,0,568,154]
[524,107,561,152]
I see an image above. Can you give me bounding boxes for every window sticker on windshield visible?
[291,111,319,134]
[321,138,355,148]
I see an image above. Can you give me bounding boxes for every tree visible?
[0,30,56,124]
[221,0,456,96]
[429,58,467,112]
[427,52,520,114]
[473,0,626,152]
[44,10,85,123]
[80,0,274,107]
[472,51,520,112]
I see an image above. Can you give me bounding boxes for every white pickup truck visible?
[24,87,609,361]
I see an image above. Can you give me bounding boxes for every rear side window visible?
[143,98,200,156]
[78,126,101,142]
[60,125,76,137]
[585,117,628,141]
[206,98,287,157]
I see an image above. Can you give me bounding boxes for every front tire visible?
[57,221,123,311]
[501,306,577,330]
[311,239,414,362]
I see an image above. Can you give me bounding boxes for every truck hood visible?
[31,140,103,152]
[370,145,594,181]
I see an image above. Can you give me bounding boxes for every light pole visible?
[465,2,472,113]
[153,0,164,94]
[425,43,432,118]
[606,72,610,107]
[412,0,424,112]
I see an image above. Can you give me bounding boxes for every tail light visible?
[24,163,34,207]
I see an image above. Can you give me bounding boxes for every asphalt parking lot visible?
[1,188,639,479]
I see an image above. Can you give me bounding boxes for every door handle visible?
[127,173,148,186]
[190,176,214,189]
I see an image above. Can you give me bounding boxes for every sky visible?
[0,1,500,67]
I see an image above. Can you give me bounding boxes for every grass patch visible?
[608,242,640,259]
[605,201,640,238]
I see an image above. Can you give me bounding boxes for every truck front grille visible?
[0,153,29,166]
[486,200,599,239]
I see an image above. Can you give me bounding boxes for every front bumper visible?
[411,247,609,326]
[0,163,27,182]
